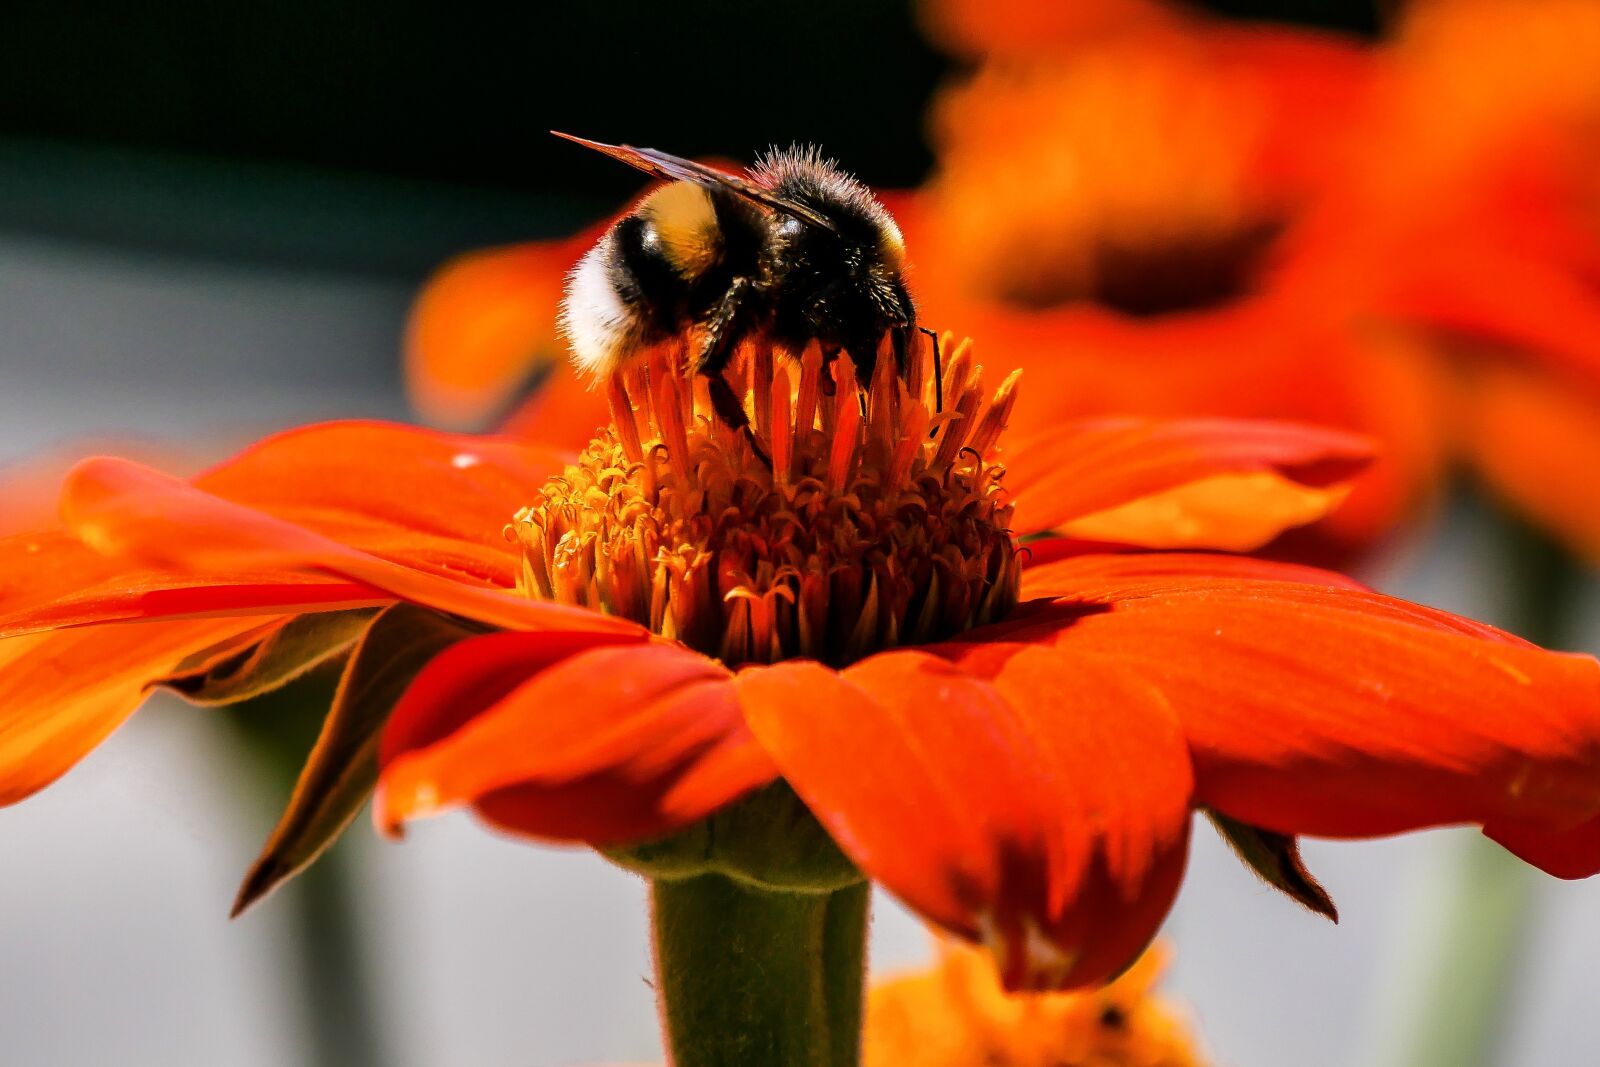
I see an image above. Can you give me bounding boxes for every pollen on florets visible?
[509,335,1021,666]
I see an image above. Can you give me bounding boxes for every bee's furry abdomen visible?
[561,208,695,378]
[560,179,770,381]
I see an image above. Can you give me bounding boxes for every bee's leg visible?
[819,344,841,397]
[916,326,943,414]
[705,373,770,467]
[695,278,772,468]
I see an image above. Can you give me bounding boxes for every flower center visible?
[510,338,1022,666]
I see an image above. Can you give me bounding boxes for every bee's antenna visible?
[918,326,944,415]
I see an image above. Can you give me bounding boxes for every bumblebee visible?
[555,132,934,443]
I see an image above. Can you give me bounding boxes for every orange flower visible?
[905,9,1461,564]
[6,335,1600,990]
[926,0,1600,564]
[865,941,1204,1067]
[1279,0,1600,563]
[405,225,608,432]
[918,0,1176,60]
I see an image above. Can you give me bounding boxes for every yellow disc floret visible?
[510,336,1021,666]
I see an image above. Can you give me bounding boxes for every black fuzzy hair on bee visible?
[752,144,905,253]
[553,133,934,457]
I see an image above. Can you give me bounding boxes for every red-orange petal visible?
[0,615,280,802]
[495,361,614,453]
[1485,812,1600,880]
[1005,417,1373,550]
[403,233,599,430]
[1459,359,1600,565]
[920,0,1174,58]
[377,634,778,844]
[736,650,1192,991]
[1019,545,1368,600]
[194,420,573,586]
[0,527,378,638]
[60,458,641,636]
[991,557,1600,860]
[0,436,202,538]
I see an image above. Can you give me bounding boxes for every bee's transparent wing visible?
[551,131,837,232]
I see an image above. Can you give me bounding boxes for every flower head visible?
[6,330,1600,991]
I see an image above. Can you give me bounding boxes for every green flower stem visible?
[220,666,389,1067]
[1379,503,1583,1067]
[284,843,389,1067]
[651,874,870,1067]
[1377,839,1538,1067]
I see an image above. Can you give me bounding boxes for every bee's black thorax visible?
[761,173,915,377]
[585,150,914,391]
[607,188,770,350]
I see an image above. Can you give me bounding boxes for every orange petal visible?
[60,457,641,636]
[0,435,201,538]
[920,0,1175,58]
[0,527,377,638]
[403,233,598,429]
[4,419,570,636]
[993,555,1600,858]
[1485,812,1600,880]
[1006,417,1372,550]
[496,360,614,452]
[1460,359,1600,564]
[1019,544,1368,599]
[194,419,573,586]
[736,650,1192,991]
[0,616,277,803]
[377,634,777,844]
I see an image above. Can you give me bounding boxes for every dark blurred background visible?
[0,0,1378,275]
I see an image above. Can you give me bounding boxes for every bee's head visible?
[757,147,917,348]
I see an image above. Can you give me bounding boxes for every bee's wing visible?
[551,131,838,232]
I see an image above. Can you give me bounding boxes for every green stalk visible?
[282,843,388,1067]
[1371,502,1582,1067]
[651,874,870,1067]
[220,663,389,1067]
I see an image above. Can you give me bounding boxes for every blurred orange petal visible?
[919,0,1177,58]
[865,939,1206,1067]
[404,231,599,429]
[0,437,200,538]
[0,616,281,802]
[1461,359,1600,563]
[496,360,612,452]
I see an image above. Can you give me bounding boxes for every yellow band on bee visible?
[644,182,722,275]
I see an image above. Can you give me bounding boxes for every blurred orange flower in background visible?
[865,941,1205,1067]
[405,224,608,434]
[6,335,1600,988]
[1282,0,1600,562]
[907,5,1443,563]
